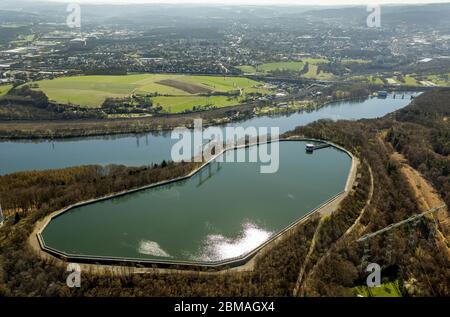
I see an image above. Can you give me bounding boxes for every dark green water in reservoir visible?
[41,141,351,263]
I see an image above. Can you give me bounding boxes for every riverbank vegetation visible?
[0,89,449,296]
[0,102,255,139]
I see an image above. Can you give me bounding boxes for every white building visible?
[306,144,315,152]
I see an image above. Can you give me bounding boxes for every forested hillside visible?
[387,90,450,208]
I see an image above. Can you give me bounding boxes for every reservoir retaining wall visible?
[35,138,357,271]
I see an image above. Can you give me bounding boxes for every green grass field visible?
[341,58,371,64]
[31,74,269,109]
[11,34,35,45]
[238,58,332,79]
[353,281,402,297]
[236,65,258,74]
[367,75,384,85]
[302,57,329,64]
[257,61,305,73]
[0,84,12,97]
[152,95,243,113]
[303,64,334,80]
[402,75,421,86]
[427,73,450,87]
[365,74,420,86]
[350,72,449,87]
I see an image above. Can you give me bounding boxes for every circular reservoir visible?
[40,141,352,265]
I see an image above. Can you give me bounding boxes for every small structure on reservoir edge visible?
[306,142,331,153]
[377,91,388,98]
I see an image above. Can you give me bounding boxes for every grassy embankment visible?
[353,281,402,297]
[0,84,12,97]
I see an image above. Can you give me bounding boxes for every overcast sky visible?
[45,0,450,5]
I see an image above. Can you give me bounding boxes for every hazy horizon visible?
[43,0,450,6]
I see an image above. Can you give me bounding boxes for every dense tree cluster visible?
[0,162,198,216]
[9,86,49,108]
[0,86,104,121]
[387,89,450,208]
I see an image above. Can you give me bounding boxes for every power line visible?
[357,205,446,243]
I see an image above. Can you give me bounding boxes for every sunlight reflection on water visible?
[138,240,172,258]
[194,222,273,262]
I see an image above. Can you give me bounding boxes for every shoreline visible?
[0,91,418,141]
[30,138,359,273]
